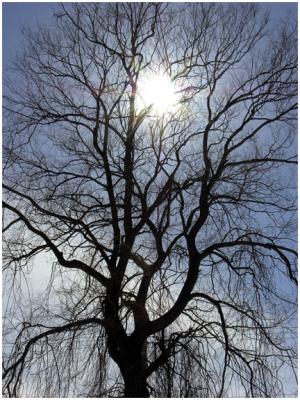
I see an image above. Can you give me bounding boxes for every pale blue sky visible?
[2,2,298,70]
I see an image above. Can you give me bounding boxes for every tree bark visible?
[123,371,149,398]
[117,339,150,398]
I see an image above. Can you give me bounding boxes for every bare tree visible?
[3,3,297,398]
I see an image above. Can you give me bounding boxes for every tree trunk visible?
[123,372,149,398]
[118,342,150,397]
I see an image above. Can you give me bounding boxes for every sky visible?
[2,2,298,71]
[3,2,57,70]
[2,2,298,308]
[2,2,298,397]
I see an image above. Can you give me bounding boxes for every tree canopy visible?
[3,3,297,397]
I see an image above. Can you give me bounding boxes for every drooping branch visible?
[3,317,104,383]
[3,201,109,286]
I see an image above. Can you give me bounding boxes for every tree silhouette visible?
[3,3,297,397]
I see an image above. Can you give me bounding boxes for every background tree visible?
[3,3,297,397]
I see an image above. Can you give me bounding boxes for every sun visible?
[137,73,180,115]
